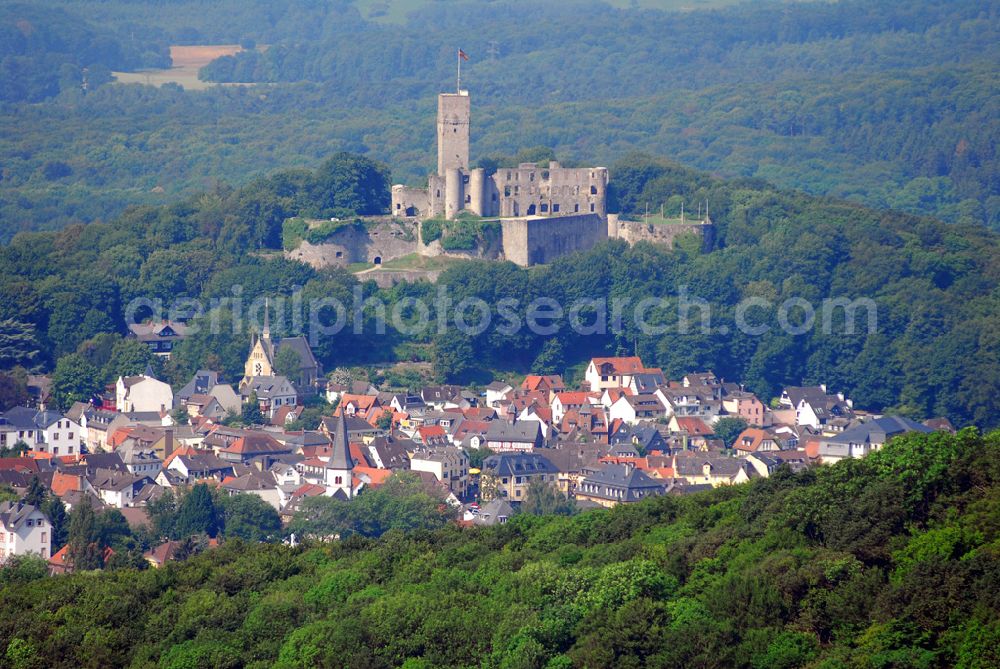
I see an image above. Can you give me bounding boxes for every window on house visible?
[53,433,59,440]
[26,519,32,527]
[590,203,595,212]
[68,433,73,440]
[335,476,342,484]
[41,532,46,543]
[574,204,580,213]
[540,204,548,213]
[552,204,560,212]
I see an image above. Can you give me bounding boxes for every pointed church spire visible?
[262,297,271,341]
[328,413,353,471]
[143,362,155,378]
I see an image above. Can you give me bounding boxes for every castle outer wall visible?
[609,215,715,252]
[502,213,607,266]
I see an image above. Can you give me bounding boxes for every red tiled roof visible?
[354,466,393,486]
[50,471,82,497]
[734,428,769,453]
[108,427,134,448]
[349,442,369,466]
[300,444,333,459]
[591,356,646,374]
[674,417,713,436]
[521,375,564,391]
[554,391,596,406]
[523,406,553,423]
[162,445,201,467]
[0,458,39,473]
[292,482,326,498]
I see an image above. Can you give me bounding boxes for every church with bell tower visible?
[239,301,323,395]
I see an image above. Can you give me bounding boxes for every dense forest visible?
[0,0,997,239]
[0,428,997,668]
[0,3,168,102]
[1,151,998,428]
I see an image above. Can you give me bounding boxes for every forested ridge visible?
[1,429,998,668]
[1,0,997,238]
[2,152,998,428]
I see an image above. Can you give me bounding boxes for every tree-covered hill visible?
[0,3,169,102]
[1,429,998,668]
[0,0,996,239]
[1,151,998,427]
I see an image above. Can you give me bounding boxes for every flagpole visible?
[457,48,461,93]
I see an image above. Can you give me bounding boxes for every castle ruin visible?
[390,90,610,265]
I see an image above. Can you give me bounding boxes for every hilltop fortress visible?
[391,89,611,266]
[392,91,609,222]
[287,89,712,276]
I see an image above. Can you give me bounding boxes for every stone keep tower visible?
[390,88,608,224]
[437,92,470,175]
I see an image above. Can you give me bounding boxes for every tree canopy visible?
[0,428,997,668]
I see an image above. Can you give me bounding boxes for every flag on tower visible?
[458,48,470,61]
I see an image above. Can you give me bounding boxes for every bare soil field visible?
[112,45,249,90]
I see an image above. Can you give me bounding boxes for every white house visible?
[117,372,174,413]
[0,407,82,456]
[585,357,651,391]
[0,502,51,561]
[550,392,598,424]
[90,470,154,508]
[607,394,666,425]
[484,382,514,408]
[516,405,553,439]
[240,375,298,420]
[409,447,469,499]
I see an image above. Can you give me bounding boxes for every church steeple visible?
[262,297,271,341]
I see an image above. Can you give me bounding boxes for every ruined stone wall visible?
[609,216,715,252]
[391,185,429,218]
[501,213,607,266]
[285,219,419,269]
[492,162,607,219]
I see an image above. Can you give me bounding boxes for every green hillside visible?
[1,0,996,240]
[1,429,997,668]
